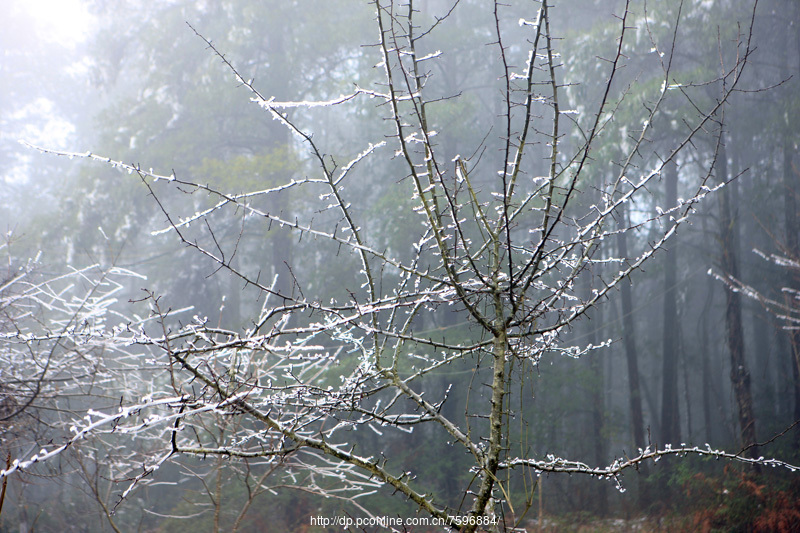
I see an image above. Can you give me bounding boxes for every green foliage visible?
[192,147,299,192]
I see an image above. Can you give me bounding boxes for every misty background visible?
[1,0,799,530]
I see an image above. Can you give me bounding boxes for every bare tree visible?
[0,239,141,439]
[0,235,147,530]
[3,1,797,531]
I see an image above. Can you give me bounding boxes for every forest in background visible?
[1,0,800,531]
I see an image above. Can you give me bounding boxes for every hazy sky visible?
[22,0,94,46]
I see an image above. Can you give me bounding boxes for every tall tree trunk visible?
[616,206,645,451]
[784,0,800,447]
[660,160,681,444]
[698,270,719,444]
[265,24,296,309]
[583,265,607,514]
[783,136,800,447]
[718,135,759,460]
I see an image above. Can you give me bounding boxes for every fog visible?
[1,1,798,531]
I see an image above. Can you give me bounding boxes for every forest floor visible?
[525,516,653,532]
[523,514,728,532]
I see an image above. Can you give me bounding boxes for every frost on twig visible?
[7,0,796,529]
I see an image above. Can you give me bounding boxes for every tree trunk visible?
[784,0,800,446]
[718,136,759,460]
[698,273,719,444]
[616,206,646,451]
[660,161,681,445]
[464,283,507,533]
[783,136,800,447]
[582,264,607,514]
